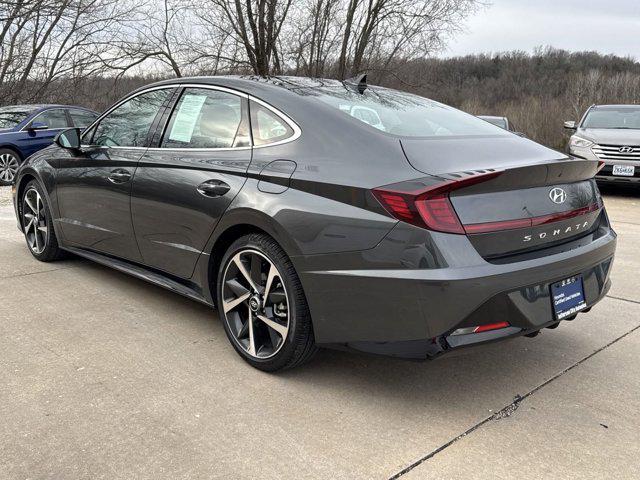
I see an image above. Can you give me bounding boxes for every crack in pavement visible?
[0,265,79,281]
[606,294,640,305]
[389,316,640,479]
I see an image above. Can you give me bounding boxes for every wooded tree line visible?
[386,49,640,148]
[2,1,640,150]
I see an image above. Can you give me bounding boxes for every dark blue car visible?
[0,104,98,185]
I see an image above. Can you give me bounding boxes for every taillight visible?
[372,171,501,234]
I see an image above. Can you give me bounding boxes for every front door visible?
[131,86,252,278]
[55,88,175,262]
[18,108,71,157]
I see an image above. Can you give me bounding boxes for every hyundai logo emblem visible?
[549,187,567,204]
[619,146,634,153]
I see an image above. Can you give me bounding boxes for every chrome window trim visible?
[80,82,302,151]
[19,107,70,132]
[145,146,253,153]
[248,95,302,149]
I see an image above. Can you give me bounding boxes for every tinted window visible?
[162,88,246,148]
[311,86,506,138]
[37,109,70,129]
[250,101,294,146]
[0,107,33,129]
[582,107,640,129]
[69,109,98,128]
[89,89,171,147]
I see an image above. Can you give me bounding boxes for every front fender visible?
[14,158,61,240]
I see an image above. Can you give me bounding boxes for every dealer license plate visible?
[551,275,587,320]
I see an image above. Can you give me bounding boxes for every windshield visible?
[0,107,33,129]
[582,107,640,130]
[307,86,508,138]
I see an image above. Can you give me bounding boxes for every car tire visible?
[21,180,65,262]
[0,148,21,186]
[217,233,317,371]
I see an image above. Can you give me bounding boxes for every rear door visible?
[130,85,252,278]
[55,88,175,262]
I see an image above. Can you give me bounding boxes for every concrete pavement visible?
[0,185,639,479]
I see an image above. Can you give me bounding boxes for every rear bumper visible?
[298,221,616,359]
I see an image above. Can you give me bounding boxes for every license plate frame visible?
[551,275,587,320]
[612,164,635,176]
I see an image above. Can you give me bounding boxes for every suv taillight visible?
[372,172,501,234]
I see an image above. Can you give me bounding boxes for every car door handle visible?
[197,180,230,197]
[108,169,132,184]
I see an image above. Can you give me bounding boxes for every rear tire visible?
[217,233,317,371]
[21,180,65,262]
[0,148,21,186]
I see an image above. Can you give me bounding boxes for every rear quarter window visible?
[250,100,295,146]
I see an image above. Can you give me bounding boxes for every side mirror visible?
[563,121,577,131]
[54,128,82,150]
[28,121,49,131]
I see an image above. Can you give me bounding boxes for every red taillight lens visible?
[473,321,510,333]
[372,188,464,234]
[373,171,501,234]
[450,321,510,336]
[415,194,464,234]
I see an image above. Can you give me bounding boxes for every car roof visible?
[478,115,507,121]
[142,75,343,92]
[0,104,96,112]
[592,104,640,109]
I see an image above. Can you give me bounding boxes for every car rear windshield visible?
[310,86,507,138]
[582,107,640,129]
[0,107,32,129]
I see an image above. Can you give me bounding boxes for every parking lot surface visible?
[1,184,639,479]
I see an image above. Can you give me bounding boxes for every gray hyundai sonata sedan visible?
[12,76,616,371]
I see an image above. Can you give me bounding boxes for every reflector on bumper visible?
[450,321,510,336]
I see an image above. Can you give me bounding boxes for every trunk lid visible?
[400,137,604,259]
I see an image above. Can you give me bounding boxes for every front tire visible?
[21,180,64,262]
[0,149,21,186]
[217,233,317,371]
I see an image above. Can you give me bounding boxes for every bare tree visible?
[0,0,135,102]
[336,0,479,79]
[206,0,294,76]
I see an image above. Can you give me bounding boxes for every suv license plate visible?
[551,275,587,320]
[613,165,635,176]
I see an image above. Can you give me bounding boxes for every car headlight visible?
[570,136,593,149]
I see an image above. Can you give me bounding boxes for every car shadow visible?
[74,255,605,408]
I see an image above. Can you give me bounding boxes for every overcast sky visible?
[443,0,640,59]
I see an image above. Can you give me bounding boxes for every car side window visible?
[69,109,98,128]
[250,100,294,146]
[88,89,171,147]
[36,109,70,129]
[161,88,247,149]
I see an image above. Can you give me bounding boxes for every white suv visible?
[565,105,640,184]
